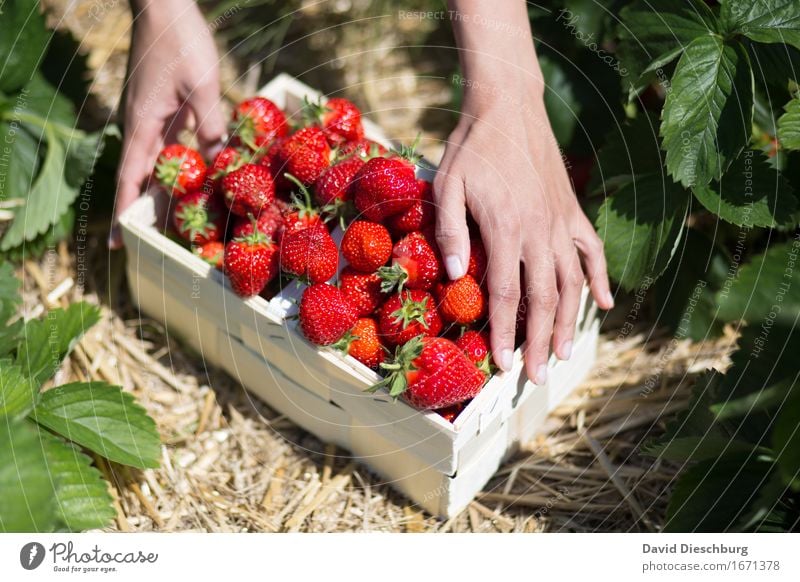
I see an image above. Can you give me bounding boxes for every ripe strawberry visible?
[387,179,435,235]
[280,173,327,237]
[222,163,275,218]
[230,96,288,150]
[154,144,207,196]
[304,96,364,144]
[261,136,290,190]
[231,203,284,241]
[276,126,331,185]
[341,220,392,273]
[337,138,387,160]
[299,283,357,345]
[280,222,338,283]
[314,155,364,206]
[378,231,443,292]
[436,275,486,325]
[193,241,224,269]
[340,267,383,316]
[467,238,488,284]
[334,317,385,369]
[378,289,442,347]
[371,336,486,409]
[455,330,492,376]
[210,146,250,183]
[171,190,226,244]
[353,153,421,221]
[223,229,279,297]
[436,401,465,423]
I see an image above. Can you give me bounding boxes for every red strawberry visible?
[230,97,288,150]
[467,238,488,284]
[314,155,364,206]
[378,231,443,292]
[334,317,385,369]
[371,336,486,409]
[340,267,383,316]
[305,96,364,145]
[280,222,338,283]
[337,138,388,160]
[231,203,284,241]
[193,241,225,269]
[436,275,486,325]
[222,163,275,218]
[261,136,290,190]
[223,228,279,297]
[353,154,421,222]
[378,289,442,347]
[276,126,331,185]
[387,179,435,235]
[280,173,327,236]
[455,330,492,376]
[210,146,250,183]
[154,144,207,196]
[341,220,392,273]
[299,283,357,345]
[172,190,227,244]
[436,401,465,423]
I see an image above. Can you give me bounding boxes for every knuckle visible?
[491,280,521,305]
[534,288,559,311]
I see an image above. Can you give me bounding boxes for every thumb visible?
[432,171,470,280]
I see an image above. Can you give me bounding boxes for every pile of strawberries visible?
[152,95,494,419]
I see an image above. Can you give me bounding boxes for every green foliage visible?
[777,96,800,150]
[0,0,48,93]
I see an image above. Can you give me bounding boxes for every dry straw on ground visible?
[18,243,735,533]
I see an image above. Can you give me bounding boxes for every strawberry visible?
[280,222,338,283]
[222,163,275,218]
[334,317,385,369]
[353,153,421,222]
[436,275,486,325]
[276,126,331,186]
[154,144,207,196]
[299,283,357,345]
[386,179,435,235]
[341,220,392,273]
[371,336,486,409]
[304,96,364,144]
[340,267,383,316]
[314,155,365,206]
[280,173,327,236]
[171,190,226,244]
[378,289,442,347]
[455,330,493,376]
[231,203,284,241]
[230,96,288,150]
[210,146,250,183]
[436,402,465,423]
[467,238,488,284]
[378,231,443,292]
[193,241,224,269]
[223,228,279,297]
[261,136,290,190]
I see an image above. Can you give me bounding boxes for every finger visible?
[523,249,558,385]
[432,171,470,280]
[481,215,521,372]
[575,216,614,310]
[552,243,584,360]
[188,84,226,158]
[163,105,193,146]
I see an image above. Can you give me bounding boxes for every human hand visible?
[111,0,225,248]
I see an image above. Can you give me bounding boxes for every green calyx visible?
[367,336,424,399]
[155,157,185,193]
[234,214,271,246]
[390,292,430,331]
[377,263,408,293]
[391,134,422,165]
[284,172,338,222]
[176,202,215,241]
[301,95,331,127]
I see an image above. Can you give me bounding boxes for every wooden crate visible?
[119,74,599,518]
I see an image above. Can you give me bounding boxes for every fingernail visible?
[500,349,513,372]
[604,290,615,308]
[535,364,548,385]
[560,340,572,360]
[445,255,465,280]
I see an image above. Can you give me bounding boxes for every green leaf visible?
[711,377,797,420]
[661,36,754,188]
[33,382,161,469]
[0,261,21,325]
[16,302,101,386]
[692,151,798,227]
[721,0,800,50]
[0,0,48,93]
[595,174,690,290]
[716,241,800,323]
[0,363,37,419]
[0,121,39,204]
[777,96,800,150]
[0,418,55,532]
[772,382,800,490]
[665,453,777,532]
[540,54,581,146]
[644,434,755,462]
[40,431,115,531]
[737,470,793,532]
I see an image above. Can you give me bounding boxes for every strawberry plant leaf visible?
[0,417,55,532]
[736,470,794,532]
[32,382,161,469]
[0,121,39,209]
[0,363,37,419]
[644,434,755,462]
[661,36,754,188]
[772,385,800,490]
[16,302,101,386]
[0,261,22,329]
[595,174,690,290]
[721,0,800,50]
[539,54,581,146]
[40,431,116,531]
[692,151,797,227]
[777,96,800,151]
[0,0,48,93]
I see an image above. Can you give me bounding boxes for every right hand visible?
[112,0,225,248]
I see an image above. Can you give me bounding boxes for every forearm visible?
[129,0,199,20]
